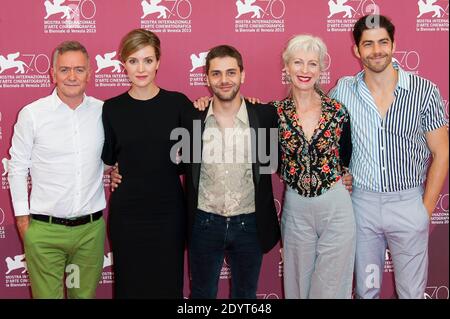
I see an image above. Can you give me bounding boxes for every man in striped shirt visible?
[330,14,449,298]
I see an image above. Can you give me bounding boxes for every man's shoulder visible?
[86,95,104,108]
[246,100,276,115]
[20,94,53,114]
[407,72,438,92]
[245,101,278,128]
[329,75,359,101]
[335,75,357,88]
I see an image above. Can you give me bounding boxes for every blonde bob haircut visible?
[282,34,327,70]
[119,28,161,62]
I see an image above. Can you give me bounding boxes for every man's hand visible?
[423,200,435,219]
[110,164,122,192]
[16,216,30,241]
[342,172,353,194]
[193,96,211,111]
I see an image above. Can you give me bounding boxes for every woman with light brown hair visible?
[102,29,191,298]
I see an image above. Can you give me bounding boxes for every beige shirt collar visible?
[205,98,249,125]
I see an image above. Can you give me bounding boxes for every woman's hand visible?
[110,164,122,192]
[193,96,211,111]
[342,172,353,194]
[246,97,261,104]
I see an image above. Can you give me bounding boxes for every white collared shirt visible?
[8,89,106,218]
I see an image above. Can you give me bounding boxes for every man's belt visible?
[31,211,103,227]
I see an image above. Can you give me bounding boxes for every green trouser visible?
[23,216,105,299]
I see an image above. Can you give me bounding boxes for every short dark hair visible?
[205,45,243,74]
[353,15,395,45]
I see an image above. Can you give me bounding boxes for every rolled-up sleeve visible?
[421,85,447,132]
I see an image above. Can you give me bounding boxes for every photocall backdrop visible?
[0,0,448,299]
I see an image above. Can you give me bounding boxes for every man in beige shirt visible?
[198,100,255,216]
[181,45,280,299]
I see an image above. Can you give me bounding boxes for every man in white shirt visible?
[8,41,106,298]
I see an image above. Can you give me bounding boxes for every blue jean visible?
[189,210,263,299]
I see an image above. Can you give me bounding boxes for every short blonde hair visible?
[119,28,161,62]
[282,34,327,70]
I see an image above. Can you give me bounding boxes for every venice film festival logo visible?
[393,49,421,75]
[235,0,286,33]
[3,252,114,288]
[257,292,280,299]
[425,285,449,299]
[94,51,130,88]
[220,256,231,280]
[43,0,97,34]
[0,207,5,240]
[416,0,449,32]
[431,192,449,225]
[326,0,380,32]
[4,254,30,288]
[140,0,192,33]
[281,52,332,86]
[189,51,208,87]
[99,252,114,285]
[1,157,10,190]
[383,248,393,273]
[0,52,51,89]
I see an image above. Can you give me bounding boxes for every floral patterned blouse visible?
[273,91,352,197]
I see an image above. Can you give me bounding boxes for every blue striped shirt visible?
[329,63,447,192]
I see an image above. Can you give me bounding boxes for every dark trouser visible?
[189,210,263,299]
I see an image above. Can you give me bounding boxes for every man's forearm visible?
[423,153,449,216]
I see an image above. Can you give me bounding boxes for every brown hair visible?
[119,28,161,62]
[205,45,243,74]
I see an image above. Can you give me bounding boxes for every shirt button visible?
[382,167,386,171]
[225,170,229,174]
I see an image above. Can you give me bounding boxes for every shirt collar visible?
[393,61,410,91]
[354,61,410,91]
[205,98,249,125]
[51,88,88,111]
